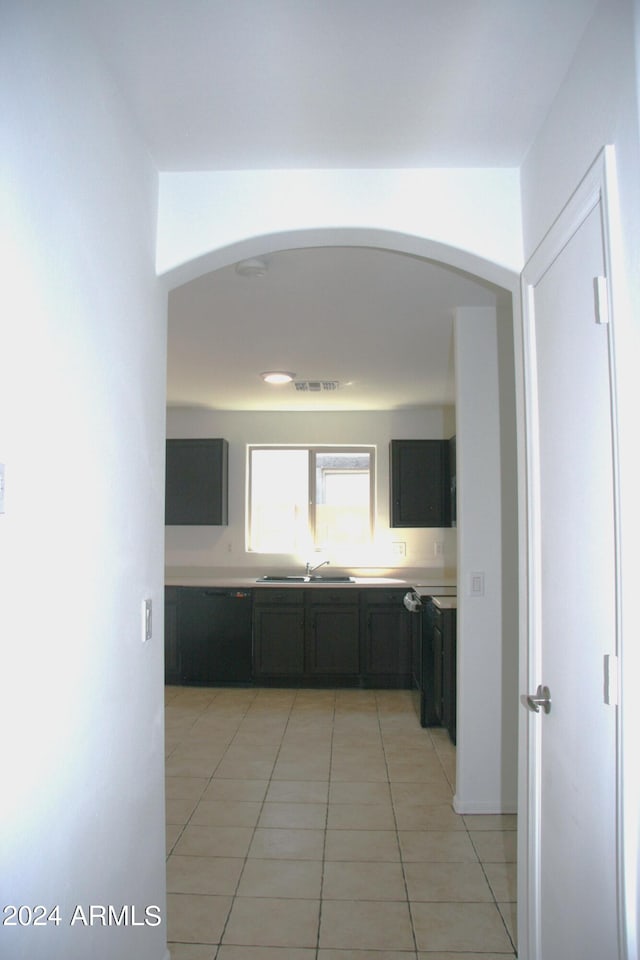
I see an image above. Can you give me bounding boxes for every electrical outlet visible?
[0,463,5,514]
[392,541,406,557]
[433,540,444,557]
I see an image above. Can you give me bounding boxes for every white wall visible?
[157,168,523,279]
[0,6,168,960]
[520,0,640,953]
[454,307,518,814]
[165,406,456,574]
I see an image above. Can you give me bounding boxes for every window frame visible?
[247,444,376,554]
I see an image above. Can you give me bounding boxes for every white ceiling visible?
[85,1,597,411]
[87,0,596,171]
[167,247,502,410]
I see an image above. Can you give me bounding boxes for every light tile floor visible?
[165,686,517,959]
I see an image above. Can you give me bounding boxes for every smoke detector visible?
[235,257,268,278]
[294,380,340,392]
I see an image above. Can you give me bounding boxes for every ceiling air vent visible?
[294,380,340,392]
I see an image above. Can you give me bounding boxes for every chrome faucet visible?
[305,559,330,576]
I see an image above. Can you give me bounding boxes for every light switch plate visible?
[470,571,485,596]
[142,598,152,642]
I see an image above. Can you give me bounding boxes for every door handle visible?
[526,684,552,714]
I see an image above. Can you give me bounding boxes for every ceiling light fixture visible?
[235,257,268,278]
[260,371,296,384]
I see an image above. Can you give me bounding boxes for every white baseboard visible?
[453,793,517,815]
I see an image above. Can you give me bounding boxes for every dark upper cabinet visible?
[390,439,451,527]
[165,438,228,525]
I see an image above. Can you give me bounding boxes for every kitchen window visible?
[248,446,375,553]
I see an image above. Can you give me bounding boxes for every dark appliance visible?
[404,588,455,728]
[179,588,252,684]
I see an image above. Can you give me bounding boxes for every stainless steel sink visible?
[307,575,355,582]
[256,575,355,583]
[256,576,307,582]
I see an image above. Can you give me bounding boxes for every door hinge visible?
[604,653,619,706]
[594,276,610,325]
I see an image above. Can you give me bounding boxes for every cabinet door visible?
[307,605,360,675]
[165,438,228,525]
[390,439,450,527]
[253,606,305,677]
[442,610,457,743]
[363,605,412,685]
[432,619,444,724]
[419,599,440,726]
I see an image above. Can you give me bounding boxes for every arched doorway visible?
[162,226,521,820]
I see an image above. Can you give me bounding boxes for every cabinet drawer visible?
[361,588,405,606]
[253,588,304,605]
[306,588,358,605]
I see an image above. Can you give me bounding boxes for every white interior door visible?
[521,153,621,960]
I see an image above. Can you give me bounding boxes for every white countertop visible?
[432,596,458,609]
[413,584,457,598]
[166,576,409,588]
[166,566,457,591]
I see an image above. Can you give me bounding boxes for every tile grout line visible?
[212,687,302,957]
[165,686,258,859]
[375,690,419,960]
[165,686,517,958]
[166,686,270,957]
[466,825,518,955]
[379,691,518,958]
[315,687,337,960]
[165,686,239,958]
[428,720,518,956]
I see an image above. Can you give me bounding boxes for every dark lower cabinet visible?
[432,616,444,724]
[430,600,457,743]
[441,608,457,744]
[307,594,360,679]
[164,586,181,684]
[361,589,412,687]
[253,590,305,678]
[253,589,360,683]
[166,585,414,688]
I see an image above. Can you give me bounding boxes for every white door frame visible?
[517,145,627,960]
